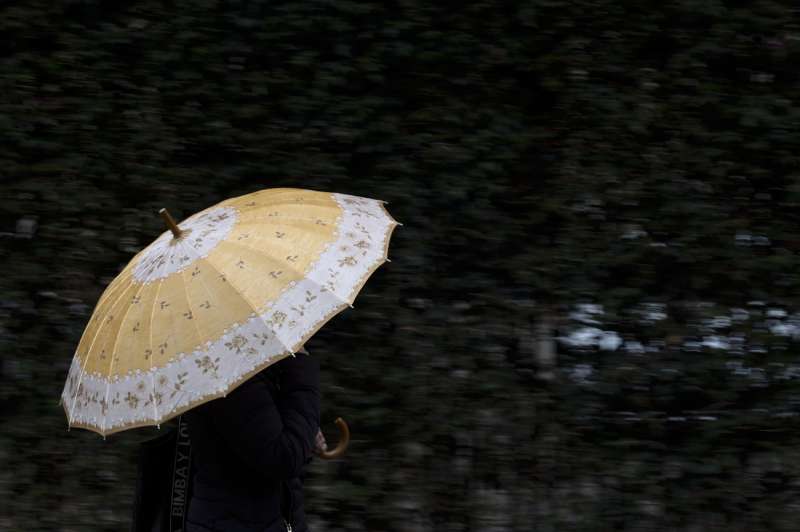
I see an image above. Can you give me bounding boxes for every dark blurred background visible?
[2,1,800,530]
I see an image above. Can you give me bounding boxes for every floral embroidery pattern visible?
[148,391,164,407]
[252,332,273,345]
[125,392,140,409]
[194,356,221,378]
[170,372,188,398]
[269,311,287,328]
[338,256,357,267]
[324,268,340,291]
[225,334,256,355]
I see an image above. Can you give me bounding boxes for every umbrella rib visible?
[176,238,212,362]
[136,247,173,431]
[67,268,136,428]
[101,276,151,433]
[146,242,193,424]
[145,278,164,427]
[144,244,199,420]
[149,239,210,416]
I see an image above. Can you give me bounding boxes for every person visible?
[184,351,323,532]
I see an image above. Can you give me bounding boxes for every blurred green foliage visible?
[2,1,800,530]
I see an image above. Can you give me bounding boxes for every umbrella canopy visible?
[62,188,398,436]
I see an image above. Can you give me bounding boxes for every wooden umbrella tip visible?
[159,208,183,238]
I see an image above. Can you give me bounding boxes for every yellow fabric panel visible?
[84,281,140,376]
[75,269,131,361]
[109,279,161,376]
[175,259,252,352]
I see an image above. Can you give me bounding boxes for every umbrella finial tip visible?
[159,208,183,238]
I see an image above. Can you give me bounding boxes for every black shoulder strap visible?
[168,415,193,532]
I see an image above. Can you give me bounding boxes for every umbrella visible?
[61,188,398,439]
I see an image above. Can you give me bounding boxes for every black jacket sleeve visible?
[206,354,320,480]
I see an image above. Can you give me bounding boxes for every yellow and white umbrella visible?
[61,188,398,436]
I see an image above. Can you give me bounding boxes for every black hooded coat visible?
[183,353,320,532]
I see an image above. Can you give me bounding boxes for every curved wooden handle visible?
[316,417,350,460]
